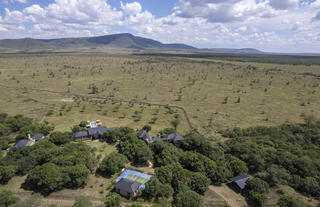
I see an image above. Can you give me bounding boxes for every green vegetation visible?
[72,197,92,207]
[0,190,19,207]
[225,121,320,198]
[97,152,128,177]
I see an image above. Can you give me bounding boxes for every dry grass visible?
[266,185,319,207]
[0,54,319,137]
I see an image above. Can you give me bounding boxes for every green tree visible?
[246,178,269,194]
[0,165,16,184]
[171,119,180,130]
[144,177,173,199]
[24,163,63,195]
[105,193,121,207]
[173,190,203,207]
[49,131,73,145]
[72,197,92,207]
[0,190,19,207]
[142,125,152,132]
[66,164,90,188]
[277,195,307,207]
[0,136,11,150]
[98,152,128,177]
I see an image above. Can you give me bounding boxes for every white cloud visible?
[121,1,142,16]
[173,0,278,23]
[269,0,299,10]
[3,0,27,4]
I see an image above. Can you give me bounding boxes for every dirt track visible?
[209,185,247,207]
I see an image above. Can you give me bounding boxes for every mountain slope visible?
[0,33,196,51]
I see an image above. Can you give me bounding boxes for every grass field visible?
[0,53,319,137]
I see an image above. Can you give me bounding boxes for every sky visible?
[0,0,319,53]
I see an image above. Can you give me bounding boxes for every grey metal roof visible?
[162,133,184,142]
[75,131,89,138]
[31,134,44,141]
[230,174,252,189]
[88,126,108,136]
[137,131,153,142]
[115,178,141,194]
[11,139,29,150]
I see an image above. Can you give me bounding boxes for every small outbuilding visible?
[230,174,252,190]
[10,139,29,151]
[31,134,45,141]
[114,178,141,198]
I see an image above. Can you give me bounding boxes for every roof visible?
[88,126,108,136]
[137,131,153,143]
[31,134,44,141]
[162,133,184,142]
[11,139,29,150]
[115,178,141,194]
[230,174,252,189]
[75,131,89,138]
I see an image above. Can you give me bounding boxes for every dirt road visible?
[209,185,247,207]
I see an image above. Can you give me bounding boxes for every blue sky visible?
[0,0,319,52]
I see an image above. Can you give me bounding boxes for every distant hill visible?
[0,33,196,51]
[212,48,264,54]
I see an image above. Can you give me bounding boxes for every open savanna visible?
[0,53,319,137]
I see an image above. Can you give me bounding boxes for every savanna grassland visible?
[0,53,319,138]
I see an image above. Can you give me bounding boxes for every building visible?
[30,134,45,141]
[230,174,252,190]
[114,178,141,198]
[75,126,118,139]
[10,134,45,151]
[137,131,184,144]
[114,169,152,198]
[10,139,30,150]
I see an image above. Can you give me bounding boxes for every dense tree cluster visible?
[97,152,128,177]
[0,113,53,142]
[116,129,153,166]
[0,139,96,194]
[225,122,320,197]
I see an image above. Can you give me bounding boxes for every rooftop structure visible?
[137,132,184,144]
[230,174,252,190]
[114,178,141,198]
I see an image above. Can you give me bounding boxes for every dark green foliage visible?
[49,131,73,145]
[65,164,90,188]
[79,121,88,127]
[0,124,10,137]
[246,178,269,194]
[153,197,169,207]
[0,136,11,150]
[72,197,92,207]
[150,141,183,167]
[181,132,225,164]
[118,132,152,166]
[98,152,128,177]
[226,122,320,197]
[4,114,32,132]
[72,125,87,133]
[246,178,269,206]
[0,190,19,207]
[173,190,203,207]
[24,163,64,195]
[0,165,16,184]
[105,193,121,207]
[226,154,248,176]
[171,119,180,130]
[277,195,312,207]
[144,177,174,199]
[155,163,209,195]
[101,127,135,144]
[142,125,152,132]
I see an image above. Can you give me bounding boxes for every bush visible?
[49,131,73,145]
[0,190,19,207]
[105,193,121,207]
[173,190,203,207]
[98,152,128,177]
[23,163,64,195]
